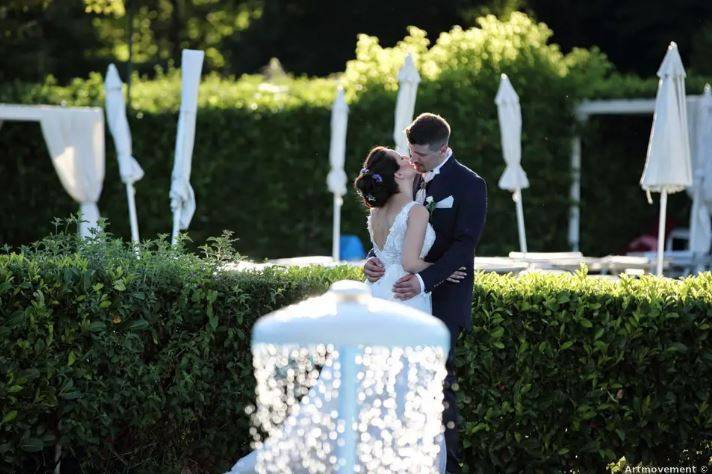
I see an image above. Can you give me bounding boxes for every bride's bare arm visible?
[402,204,432,273]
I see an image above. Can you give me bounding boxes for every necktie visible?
[415,177,427,204]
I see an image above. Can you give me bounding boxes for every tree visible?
[0,0,103,82]
[224,0,496,75]
[0,0,262,82]
[2,0,711,81]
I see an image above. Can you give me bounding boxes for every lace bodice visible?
[368,201,436,267]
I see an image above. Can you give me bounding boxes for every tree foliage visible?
[3,0,711,82]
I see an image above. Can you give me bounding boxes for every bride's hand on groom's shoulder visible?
[364,257,385,282]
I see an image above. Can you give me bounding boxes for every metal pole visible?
[54,442,61,474]
[126,183,140,244]
[514,189,527,254]
[332,195,342,261]
[656,190,668,276]
[568,133,582,251]
[171,212,181,246]
[689,185,702,252]
[171,111,185,246]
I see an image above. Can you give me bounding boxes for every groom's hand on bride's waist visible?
[393,265,468,300]
[364,257,385,282]
[447,267,467,283]
[393,274,421,300]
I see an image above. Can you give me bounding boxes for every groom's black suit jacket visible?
[415,155,487,335]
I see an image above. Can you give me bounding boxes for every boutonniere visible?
[425,196,437,214]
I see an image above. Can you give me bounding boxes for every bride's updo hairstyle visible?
[354,146,400,208]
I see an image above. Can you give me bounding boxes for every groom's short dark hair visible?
[405,113,450,150]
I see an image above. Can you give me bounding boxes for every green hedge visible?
[0,230,358,472]
[1,13,711,258]
[1,231,710,472]
[463,270,711,471]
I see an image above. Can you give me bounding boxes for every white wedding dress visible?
[366,201,435,314]
[228,201,444,473]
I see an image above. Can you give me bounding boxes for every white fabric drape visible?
[393,53,421,155]
[39,108,105,237]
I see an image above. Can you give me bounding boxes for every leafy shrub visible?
[460,270,712,471]
[1,228,710,472]
[0,227,358,472]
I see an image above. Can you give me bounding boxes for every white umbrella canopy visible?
[170,49,204,245]
[327,87,349,197]
[495,74,529,191]
[688,84,712,254]
[104,63,144,243]
[104,65,144,184]
[640,42,693,275]
[495,73,529,253]
[393,53,421,155]
[327,87,349,260]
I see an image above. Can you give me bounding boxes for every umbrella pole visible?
[126,183,140,244]
[54,442,61,474]
[514,189,528,254]
[332,195,342,261]
[171,211,180,246]
[656,190,668,276]
[689,186,702,252]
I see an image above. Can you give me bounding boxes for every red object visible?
[624,216,678,253]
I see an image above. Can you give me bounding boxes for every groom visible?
[364,113,487,473]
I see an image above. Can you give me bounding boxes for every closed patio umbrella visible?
[640,42,693,275]
[105,63,144,244]
[688,84,712,256]
[327,87,349,260]
[170,49,204,245]
[393,53,420,155]
[495,74,529,253]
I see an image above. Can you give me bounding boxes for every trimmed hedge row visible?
[3,13,709,258]
[1,232,710,472]
[462,270,711,471]
[0,231,357,472]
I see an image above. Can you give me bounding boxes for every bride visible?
[355,146,435,314]
[228,146,458,473]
